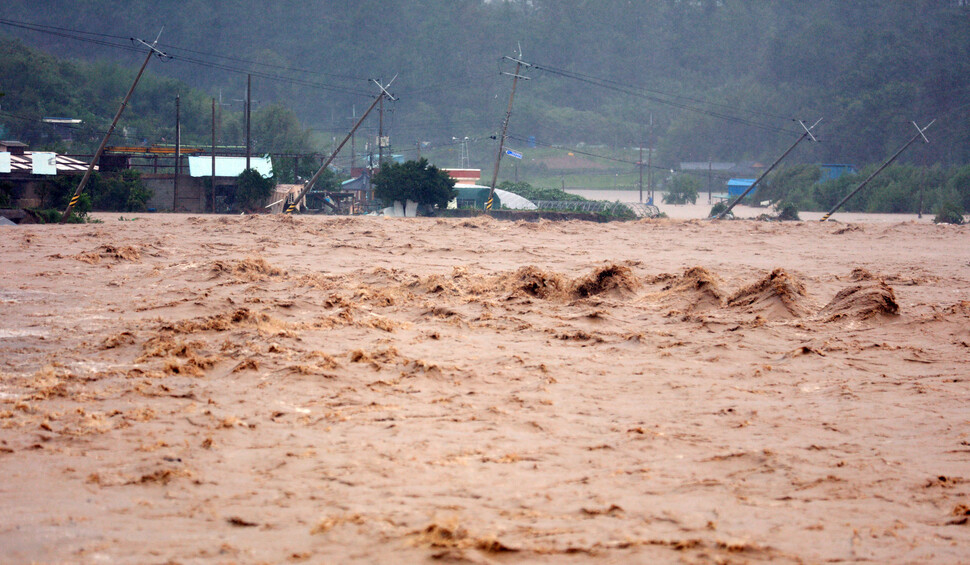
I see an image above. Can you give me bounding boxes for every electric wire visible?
[0,18,373,97]
[529,61,800,135]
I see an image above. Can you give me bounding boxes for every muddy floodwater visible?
[1,213,968,563]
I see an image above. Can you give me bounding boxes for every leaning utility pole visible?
[820,120,934,222]
[61,32,168,221]
[378,92,384,168]
[349,106,357,171]
[486,50,531,211]
[715,118,821,220]
[283,77,397,214]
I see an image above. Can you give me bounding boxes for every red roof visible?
[443,168,481,181]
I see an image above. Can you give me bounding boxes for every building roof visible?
[187,155,273,178]
[680,162,736,171]
[0,150,92,175]
[340,175,369,191]
[443,168,482,182]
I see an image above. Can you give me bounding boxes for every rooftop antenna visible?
[61,30,169,222]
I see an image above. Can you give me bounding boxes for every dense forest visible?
[2,0,970,170]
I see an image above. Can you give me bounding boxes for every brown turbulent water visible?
[1,213,968,563]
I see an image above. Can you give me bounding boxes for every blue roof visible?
[727,178,756,186]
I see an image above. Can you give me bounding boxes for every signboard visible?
[32,152,57,175]
[505,149,523,159]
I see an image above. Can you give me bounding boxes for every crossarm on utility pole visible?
[819,120,934,222]
[715,118,820,220]
[487,54,531,211]
[284,78,397,214]
[61,34,168,222]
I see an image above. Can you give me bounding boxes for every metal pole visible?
[648,113,654,204]
[61,36,166,221]
[639,125,644,204]
[708,157,712,204]
[378,93,384,168]
[350,106,356,171]
[245,74,251,171]
[715,118,821,220]
[820,120,934,222]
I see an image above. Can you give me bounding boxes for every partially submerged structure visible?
[141,154,274,212]
[0,140,91,209]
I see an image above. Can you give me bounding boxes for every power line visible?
[530,61,798,135]
[0,17,372,97]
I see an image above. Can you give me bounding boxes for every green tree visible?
[0,181,12,208]
[934,201,965,225]
[373,158,456,210]
[763,164,821,208]
[89,170,152,212]
[235,168,274,212]
[946,164,970,212]
[663,174,700,205]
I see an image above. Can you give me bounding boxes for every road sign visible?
[505,149,523,159]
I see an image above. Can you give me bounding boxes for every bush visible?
[0,181,13,208]
[27,208,88,223]
[498,181,586,202]
[709,201,732,218]
[946,164,970,213]
[934,202,965,225]
[776,201,801,221]
[763,164,820,205]
[663,174,700,205]
[90,170,152,212]
[236,168,275,212]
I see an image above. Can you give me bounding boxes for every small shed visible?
[447,185,537,211]
[727,178,757,197]
[451,186,496,209]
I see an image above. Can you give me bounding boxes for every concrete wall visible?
[144,174,225,212]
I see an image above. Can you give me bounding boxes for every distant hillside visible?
[2,1,969,167]
[0,36,312,159]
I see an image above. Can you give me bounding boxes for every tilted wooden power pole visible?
[714,118,821,220]
[61,32,168,222]
[283,77,397,214]
[820,120,934,222]
[486,51,531,212]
